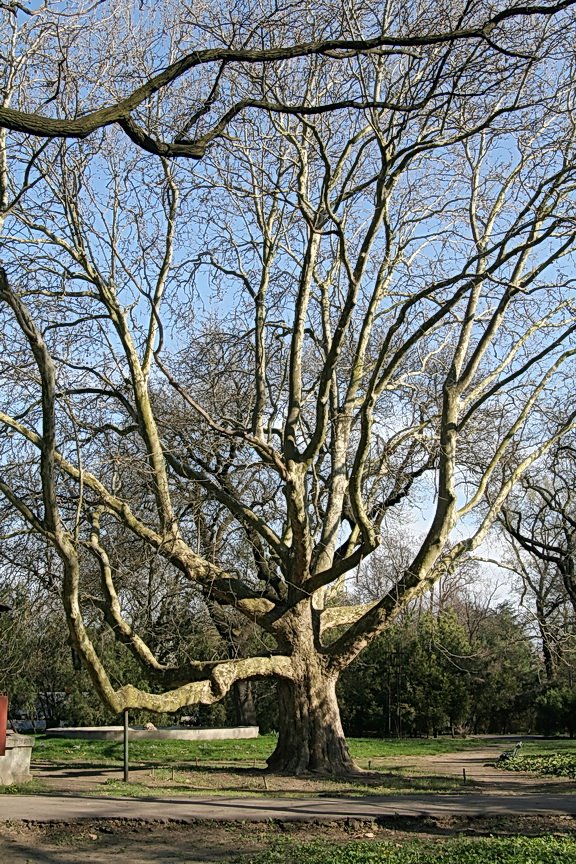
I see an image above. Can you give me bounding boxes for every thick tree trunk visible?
[266,666,359,775]
[232,680,258,727]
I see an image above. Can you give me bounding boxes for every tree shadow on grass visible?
[32,759,478,798]
[99,764,474,797]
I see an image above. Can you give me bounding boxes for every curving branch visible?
[0,3,573,156]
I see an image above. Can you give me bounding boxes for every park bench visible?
[497,741,522,763]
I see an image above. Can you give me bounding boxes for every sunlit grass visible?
[0,777,48,795]
[241,836,576,864]
[518,738,576,755]
[31,733,495,768]
[32,734,276,765]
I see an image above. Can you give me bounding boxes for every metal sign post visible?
[0,604,11,757]
[123,708,129,782]
[0,695,7,757]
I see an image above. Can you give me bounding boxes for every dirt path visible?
[380,746,575,793]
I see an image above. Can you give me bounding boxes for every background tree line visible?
[3,548,575,738]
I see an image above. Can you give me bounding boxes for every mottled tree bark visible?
[266,656,357,775]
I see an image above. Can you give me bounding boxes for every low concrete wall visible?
[0,732,35,785]
[46,725,259,741]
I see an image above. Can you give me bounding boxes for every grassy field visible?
[22,733,487,798]
[514,738,576,755]
[7,732,570,800]
[241,836,576,863]
[30,733,499,767]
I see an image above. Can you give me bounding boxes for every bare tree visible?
[1,1,576,773]
[0,1,574,155]
[499,443,576,680]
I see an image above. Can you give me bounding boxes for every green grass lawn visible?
[30,733,495,767]
[29,733,576,778]
[33,734,274,766]
[24,733,488,798]
[241,836,576,864]
[0,778,47,795]
[24,732,576,798]
[514,737,576,754]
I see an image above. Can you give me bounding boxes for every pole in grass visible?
[123,708,129,782]
[0,603,11,758]
[0,694,7,757]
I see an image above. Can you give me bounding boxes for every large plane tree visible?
[1,0,576,773]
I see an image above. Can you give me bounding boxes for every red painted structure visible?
[0,695,7,757]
